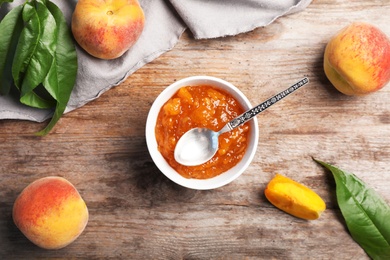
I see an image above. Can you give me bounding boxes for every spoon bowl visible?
[174,127,220,166]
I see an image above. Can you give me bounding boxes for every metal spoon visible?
[174,77,309,166]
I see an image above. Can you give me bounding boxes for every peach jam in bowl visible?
[146,76,259,190]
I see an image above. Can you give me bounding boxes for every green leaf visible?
[12,0,57,108]
[1,0,77,135]
[18,84,56,108]
[314,159,390,260]
[12,2,39,89]
[35,0,78,136]
[0,4,23,95]
[43,0,77,102]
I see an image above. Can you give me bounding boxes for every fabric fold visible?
[169,0,312,39]
[0,0,312,122]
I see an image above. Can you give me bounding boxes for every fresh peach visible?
[324,22,390,95]
[71,0,145,60]
[13,177,89,250]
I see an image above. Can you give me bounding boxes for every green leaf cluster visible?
[314,159,390,260]
[0,0,77,136]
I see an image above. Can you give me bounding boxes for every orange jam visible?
[155,85,250,179]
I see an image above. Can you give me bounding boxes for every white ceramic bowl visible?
[145,76,259,190]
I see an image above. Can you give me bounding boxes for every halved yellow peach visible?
[265,174,326,220]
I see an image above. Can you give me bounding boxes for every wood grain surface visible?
[1,0,390,259]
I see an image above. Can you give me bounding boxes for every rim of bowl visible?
[145,76,259,190]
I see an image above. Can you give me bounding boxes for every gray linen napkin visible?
[0,0,311,123]
[169,0,313,39]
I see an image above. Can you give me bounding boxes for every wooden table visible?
[1,0,389,258]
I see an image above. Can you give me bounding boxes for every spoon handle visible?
[225,77,309,131]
